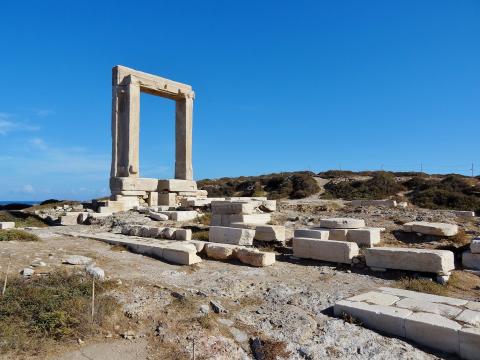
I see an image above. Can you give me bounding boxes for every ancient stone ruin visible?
[101,65,203,213]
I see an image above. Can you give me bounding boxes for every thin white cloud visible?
[0,113,39,135]
[30,137,48,150]
[22,184,35,194]
[35,109,55,118]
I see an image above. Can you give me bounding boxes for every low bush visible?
[0,210,48,228]
[323,172,405,200]
[0,271,120,355]
[198,171,320,200]
[0,229,40,242]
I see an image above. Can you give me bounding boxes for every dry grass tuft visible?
[395,277,448,296]
[0,229,40,242]
[0,270,121,356]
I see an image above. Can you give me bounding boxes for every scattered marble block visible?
[347,228,381,247]
[470,238,480,254]
[292,237,359,264]
[157,179,197,192]
[463,251,480,270]
[364,247,455,275]
[235,248,275,267]
[294,229,329,240]
[209,226,255,246]
[402,221,458,237]
[319,218,365,229]
[0,222,15,229]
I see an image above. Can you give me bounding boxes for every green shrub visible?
[323,172,405,200]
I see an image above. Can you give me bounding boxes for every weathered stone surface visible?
[455,309,480,327]
[319,218,365,229]
[325,228,349,241]
[462,250,480,270]
[347,228,381,247]
[404,312,461,354]
[148,210,169,221]
[459,327,480,360]
[259,200,276,212]
[470,238,480,254]
[334,300,411,337]
[159,210,198,221]
[402,221,458,237]
[350,199,397,208]
[254,225,286,242]
[395,297,462,318]
[348,291,400,306]
[292,238,359,264]
[158,192,177,207]
[163,244,201,265]
[62,255,93,265]
[86,264,105,280]
[452,210,475,218]
[211,201,261,215]
[175,229,192,241]
[378,287,468,306]
[204,243,236,260]
[21,268,34,277]
[158,179,197,192]
[235,248,275,267]
[209,226,255,246]
[0,222,15,229]
[294,229,329,240]
[59,213,81,226]
[110,177,158,191]
[212,214,271,226]
[465,301,480,311]
[364,247,455,274]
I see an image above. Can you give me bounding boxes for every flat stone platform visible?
[335,287,480,359]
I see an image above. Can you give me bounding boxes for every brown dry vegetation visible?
[0,229,40,242]
[0,271,123,357]
[0,210,48,228]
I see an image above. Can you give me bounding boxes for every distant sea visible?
[0,201,39,206]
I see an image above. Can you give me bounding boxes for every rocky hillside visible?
[199,170,480,212]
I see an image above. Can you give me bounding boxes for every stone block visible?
[175,229,192,241]
[158,192,177,207]
[294,229,329,240]
[319,217,365,229]
[157,179,197,192]
[395,297,462,318]
[453,210,475,218]
[347,228,381,247]
[334,300,411,337]
[209,226,255,246]
[159,210,198,221]
[0,222,15,229]
[402,221,458,237]
[205,243,236,260]
[455,309,480,327]
[110,177,158,191]
[210,214,223,226]
[211,201,260,215]
[112,190,147,196]
[462,251,480,270]
[292,238,359,264]
[59,213,81,225]
[348,291,400,306]
[254,225,285,242]
[148,210,169,221]
[378,287,468,306]
[404,312,461,354]
[470,238,480,254]
[162,244,202,265]
[459,327,480,360]
[364,247,455,275]
[327,228,349,240]
[235,248,275,267]
[229,214,271,225]
[148,192,158,207]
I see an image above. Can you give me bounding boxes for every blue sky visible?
[0,0,479,201]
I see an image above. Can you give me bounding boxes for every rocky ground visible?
[1,199,479,360]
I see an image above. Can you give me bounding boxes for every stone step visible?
[402,221,458,237]
[209,226,255,246]
[334,287,480,359]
